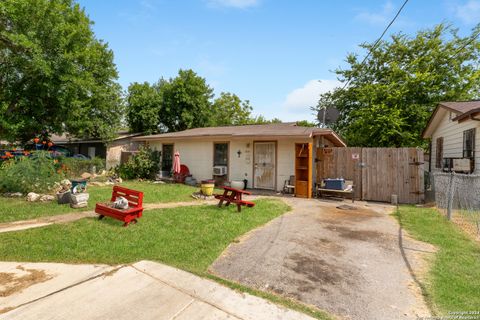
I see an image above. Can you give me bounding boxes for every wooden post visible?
[447,172,454,220]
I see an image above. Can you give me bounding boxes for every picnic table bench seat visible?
[214,186,255,212]
[95,186,144,227]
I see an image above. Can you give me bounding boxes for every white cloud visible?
[283,79,340,112]
[266,79,339,122]
[206,0,260,9]
[355,1,394,25]
[454,0,480,24]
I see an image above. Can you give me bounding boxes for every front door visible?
[161,144,174,173]
[254,142,276,190]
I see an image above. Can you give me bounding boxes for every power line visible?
[341,0,410,90]
[447,28,480,62]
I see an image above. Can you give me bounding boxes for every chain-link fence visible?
[433,172,480,240]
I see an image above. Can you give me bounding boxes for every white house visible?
[133,123,346,193]
[423,101,480,173]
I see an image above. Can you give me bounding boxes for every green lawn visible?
[394,206,480,315]
[0,181,197,223]
[0,199,287,271]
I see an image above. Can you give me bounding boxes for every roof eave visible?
[135,134,317,141]
[312,130,347,147]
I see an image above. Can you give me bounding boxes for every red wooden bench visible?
[214,186,255,212]
[95,186,144,227]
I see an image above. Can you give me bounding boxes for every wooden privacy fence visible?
[316,147,424,204]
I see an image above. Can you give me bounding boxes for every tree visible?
[0,0,123,142]
[296,120,316,127]
[159,69,214,132]
[124,69,284,133]
[126,82,162,134]
[211,92,253,126]
[314,24,480,147]
[249,116,282,124]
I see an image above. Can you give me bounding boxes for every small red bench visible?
[95,186,144,227]
[214,186,255,212]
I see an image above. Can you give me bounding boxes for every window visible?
[214,143,228,166]
[436,137,443,168]
[463,128,476,158]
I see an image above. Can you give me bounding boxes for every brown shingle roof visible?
[423,101,480,138]
[439,101,480,114]
[51,131,142,144]
[134,123,346,146]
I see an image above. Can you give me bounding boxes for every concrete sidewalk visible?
[0,260,313,320]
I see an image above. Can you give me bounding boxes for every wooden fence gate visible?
[316,147,424,204]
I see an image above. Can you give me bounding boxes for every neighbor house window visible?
[214,143,228,166]
[436,137,443,168]
[463,128,475,158]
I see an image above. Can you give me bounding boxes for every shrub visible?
[117,146,160,180]
[59,157,106,178]
[0,151,64,194]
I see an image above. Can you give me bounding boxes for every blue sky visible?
[77,0,480,122]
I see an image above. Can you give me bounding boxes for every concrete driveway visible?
[210,198,434,320]
[0,260,313,320]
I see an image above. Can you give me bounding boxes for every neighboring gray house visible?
[423,101,480,174]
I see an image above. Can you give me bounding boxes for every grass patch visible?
[0,199,286,272]
[394,206,480,315]
[0,181,197,223]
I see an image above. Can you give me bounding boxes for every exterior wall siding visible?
[430,109,480,173]
[106,139,141,170]
[149,137,312,191]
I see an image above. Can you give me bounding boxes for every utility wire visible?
[447,28,480,62]
[341,0,410,90]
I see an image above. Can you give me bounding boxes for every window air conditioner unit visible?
[453,158,472,173]
[213,166,227,176]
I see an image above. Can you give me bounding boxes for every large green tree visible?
[160,69,214,132]
[315,24,480,147]
[126,82,162,134]
[0,0,123,142]
[125,69,275,133]
[211,92,253,126]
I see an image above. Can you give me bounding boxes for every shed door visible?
[87,147,96,159]
[254,142,276,190]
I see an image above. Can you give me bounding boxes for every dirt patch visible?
[0,265,51,297]
[318,207,383,225]
[287,252,346,285]
[291,236,346,254]
[0,307,15,315]
[325,224,385,242]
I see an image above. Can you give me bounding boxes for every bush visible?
[59,157,106,178]
[117,146,160,180]
[0,151,64,194]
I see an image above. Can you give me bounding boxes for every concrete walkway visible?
[0,261,313,320]
[0,200,216,233]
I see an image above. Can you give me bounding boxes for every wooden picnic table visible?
[214,186,255,212]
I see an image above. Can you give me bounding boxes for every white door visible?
[88,147,96,159]
[254,142,276,190]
